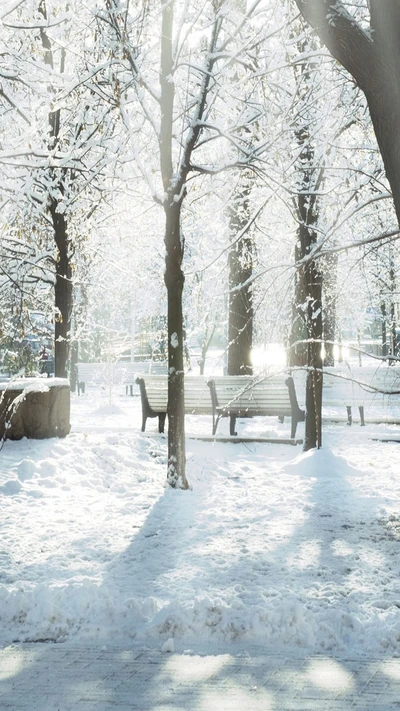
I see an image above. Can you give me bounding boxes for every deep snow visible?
[0,382,399,658]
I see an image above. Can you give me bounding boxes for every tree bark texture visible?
[227,177,253,376]
[381,301,388,357]
[322,252,338,366]
[50,203,72,379]
[288,34,324,373]
[288,238,308,368]
[297,240,323,451]
[304,261,323,451]
[70,340,78,392]
[164,200,187,489]
[292,121,323,450]
[40,0,72,380]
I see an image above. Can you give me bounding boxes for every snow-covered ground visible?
[0,383,399,659]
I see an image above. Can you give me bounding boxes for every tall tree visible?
[0,0,115,377]
[286,18,324,449]
[100,0,271,486]
[39,0,72,378]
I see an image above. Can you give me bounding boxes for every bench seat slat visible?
[136,375,213,432]
[293,366,400,426]
[207,374,304,437]
[136,373,305,439]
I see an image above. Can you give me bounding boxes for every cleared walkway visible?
[0,642,399,710]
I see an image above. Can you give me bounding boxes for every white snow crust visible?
[0,388,399,657]
[0,378,69,392]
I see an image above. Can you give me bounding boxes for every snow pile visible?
[0,391,399,657]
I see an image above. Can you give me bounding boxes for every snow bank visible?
[0,391,399,658]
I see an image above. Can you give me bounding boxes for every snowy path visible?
[1,643,400,710]
[0,390,399,659]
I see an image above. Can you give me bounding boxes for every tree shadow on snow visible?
[1,442,399,709]
[0,639,399,710]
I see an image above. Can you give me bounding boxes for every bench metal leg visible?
[359,405,365,426]
[212,414,220,435]
[346,406,352,426]
[158,413,166,434]
[141,415,147,432]
[229,415,237,436]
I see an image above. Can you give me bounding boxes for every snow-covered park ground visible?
[0,381,399,660]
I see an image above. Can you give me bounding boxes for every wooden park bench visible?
[76,362,119,394]
[124,361,168,395]
[207,374,305,438]
[135,375,212,432]
[291,365,400,426]
[323,366,400,425]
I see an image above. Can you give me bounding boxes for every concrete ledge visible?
[0,377,70,440]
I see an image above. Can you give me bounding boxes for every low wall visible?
[0,378,70,440]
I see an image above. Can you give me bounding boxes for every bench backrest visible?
[209,375,293,415]
[76,361,168,386]
[148,362,168,375]
[322,368,360,404]
[324,366,400,404]
[137,375,211,414]
[292,366,400,408]
[340,366,400,393]
[76,363,113,385]
[138,375,168,410]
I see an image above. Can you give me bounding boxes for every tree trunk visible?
[389,260,397,361]
[164,200,188,489]
[293,128,323,450]
[365,88,400,228]
[323,253,338,366]
[227,177,253,376]
[199,321,216,375]
[70,339,78,393]
[288,241,308,368]
[381,300,388,357]
[39,1,72,380]
[288,27,324,429]
[159,0,188,489]
[304,262,323,450]
[50,204,72,379]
